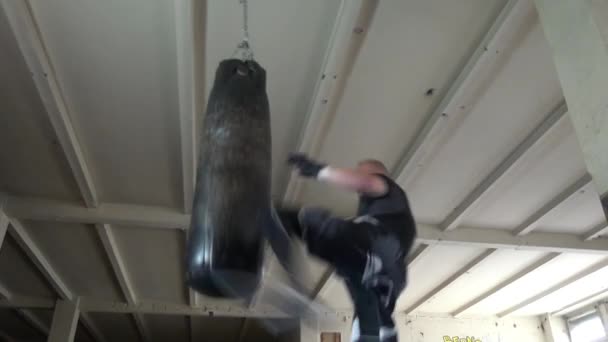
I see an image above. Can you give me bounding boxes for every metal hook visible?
[233,0,254,60]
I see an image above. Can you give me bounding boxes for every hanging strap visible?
[233,0,254,60]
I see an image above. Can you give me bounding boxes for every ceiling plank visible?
[497,258,608,317]
[394,0,526,187]
[282,0,378,203]
[582,222,608,241]
[96,224,151,342]
[404,249,497,315]
[551,287,608,316]
[175,0,206,215]
[0,0,97,207]
[440,101,568,231]
[513,173,592,236]
[451,252,560,317]
[417,224,608,254]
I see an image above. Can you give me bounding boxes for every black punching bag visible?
[186,59,270,298]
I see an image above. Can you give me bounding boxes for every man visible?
[277,153,417,342]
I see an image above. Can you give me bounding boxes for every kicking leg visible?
[345,279,381,342]
[296,207,369,275]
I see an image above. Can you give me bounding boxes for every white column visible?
[541,314,570,342]
[48,298,80,342]
[598,303,608,336]
[533,0,608,220]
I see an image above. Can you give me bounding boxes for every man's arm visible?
[318,166,387,197]
[287,153,388,197]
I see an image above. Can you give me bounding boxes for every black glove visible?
[287,153,325,178]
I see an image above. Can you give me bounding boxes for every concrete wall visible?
[396,314,545,342]
[309,313,546,342]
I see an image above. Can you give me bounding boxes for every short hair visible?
[357,159,388,173]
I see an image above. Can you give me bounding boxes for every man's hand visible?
[287,153,326,178]
[287,153,388,196]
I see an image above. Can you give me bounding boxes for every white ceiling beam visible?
[0,210,7,250]
[0,296,55,309]
[583,222,608,241]
[7,219,73,299]
[451,252,560,317]
[4,197,608,253]
[394,0,527,187]
[404,249,497,314]
[78,314,107,342]
[551,287,608,317]
[0,0,97,207]
[407,244,432,267]
[79,298,290,318]
[316,275,339,303]
[282,0,378,203]
[418,224,608,254]
[175,0,206,215]
[440,102,568,231]
[1,195,189,228]
[96,224,150,342]
[514,173,592,236]
[95,225,137,305]
[310,267,336,300]
[48,298,80,342]
[497,258,608,317]
[14,309,50,336]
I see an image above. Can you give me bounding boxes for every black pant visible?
[276,207,406,341]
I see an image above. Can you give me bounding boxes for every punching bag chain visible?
[234,0,254,60]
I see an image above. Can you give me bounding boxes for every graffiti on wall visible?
[442,336,482,342]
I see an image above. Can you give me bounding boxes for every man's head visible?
[357,159,389,176]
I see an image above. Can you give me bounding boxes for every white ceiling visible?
[1,0,607,341]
